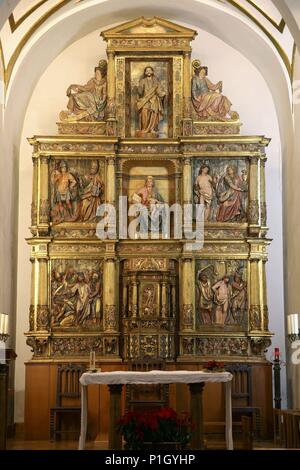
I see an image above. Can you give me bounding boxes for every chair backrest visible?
[128,357,166,372]
[225,363,252,407]
[126,358,168,412]
[56,363,86,407]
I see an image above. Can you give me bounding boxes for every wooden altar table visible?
[78,370,233,450]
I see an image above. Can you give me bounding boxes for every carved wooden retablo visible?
[26,17,271,363]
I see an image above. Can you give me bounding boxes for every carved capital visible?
[40,156,50,164]
[106,155,116,165]
[183,156,192,166]
[250,337,271,356]
[249,155,259,165]
[26,336,49,357]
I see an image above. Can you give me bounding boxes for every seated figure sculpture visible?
[60,60,107,122]
[191,59,238,121]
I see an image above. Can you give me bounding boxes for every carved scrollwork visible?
[195,337,249,356]
[104,305,117,331]
[250,337,271,356]
[26,336,49,356]
[182,337,195,355]
[51,336,103,356]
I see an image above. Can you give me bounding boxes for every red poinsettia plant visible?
[202,360,225,372]
[118,407,193,450]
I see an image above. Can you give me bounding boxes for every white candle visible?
[90,351,96,370]
[0,313,4,334]
[291,314,299,334]
[288,314,299,335]
[4,314,8,335]
[287,315,292,335]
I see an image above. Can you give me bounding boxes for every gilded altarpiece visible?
[26,17,272,405]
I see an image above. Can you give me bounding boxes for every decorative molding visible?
[245,0,285,33]
[8,1,48,33]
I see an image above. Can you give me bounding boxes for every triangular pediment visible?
[101,16,197,39]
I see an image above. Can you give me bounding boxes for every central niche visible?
[121,160,178,238]
[125,58,173,138]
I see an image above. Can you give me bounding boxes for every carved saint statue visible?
[60,60,107,122]
[131,175,165,234]
[191,60,235,120]
[215,165,247,222]
[136,66,166,137]
[194,164,216,221]
[80,160,104,222]
[51,160,78,223]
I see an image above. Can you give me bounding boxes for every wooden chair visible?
[281,409,300,448]
[125,358,169,412]
[226,363,261,440]
[204,363,260,449]
[50,363,86,441]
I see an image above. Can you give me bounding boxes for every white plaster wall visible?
[15,24,286,421]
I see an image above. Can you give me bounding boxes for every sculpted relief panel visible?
[51,259,103,330]
[195,259,248,331]
[193,158,249,223]
[50,159,105,225]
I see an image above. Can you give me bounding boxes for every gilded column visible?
[182,157,193,236]
[31,155,38,233]
[161,281,168,318]
[183,157,192,204]
[260,155,267,230]
[29,258,37,332]
[38,156,50,235]
[106,51,117,135]
[122,284,128,318]
[261,260,269,331]
[171,284,176,318]
[181,258,194,330]
[248,155,260,233]
[249,259,261,332]
[103,255,118,332]
[131,279,138,318]
[106,156,116,204]
[106,156,116,237]
[37,257,50,332]
[182,52,193,136]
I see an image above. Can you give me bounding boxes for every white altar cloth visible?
[78,370,233,450]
